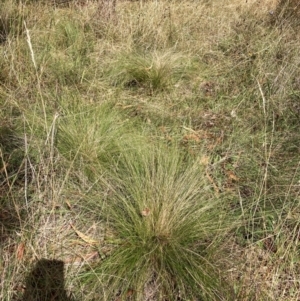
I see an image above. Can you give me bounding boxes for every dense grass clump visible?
[110,50,191,93]
[81,143,234,301]
[56,102,129,180]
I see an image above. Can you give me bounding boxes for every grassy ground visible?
[1,0,300,300]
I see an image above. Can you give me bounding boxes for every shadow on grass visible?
[22,259,76,301]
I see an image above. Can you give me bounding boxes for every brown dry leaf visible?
[183,133,200,143]
[16,242,25,260]
[65,200,73,210]
[159,126,167,133]
[117,104,134,110]
[226,170,240,182]
[70,223,99,246]
[141,208,150,217]
[85,251,99,261]
[199,155,210,166]
[115,289,135,301]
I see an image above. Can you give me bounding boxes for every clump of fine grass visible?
[38,14,94,87]
[56,102,129,180]
[81,142,235,301]
[109,50,191,93]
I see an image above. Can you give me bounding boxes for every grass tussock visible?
[56,102,130,179]
[81,143,235,301]
[1,0,300,300]
[110,50,192,93]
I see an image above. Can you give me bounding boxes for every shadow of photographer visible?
[22,258,76,301]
